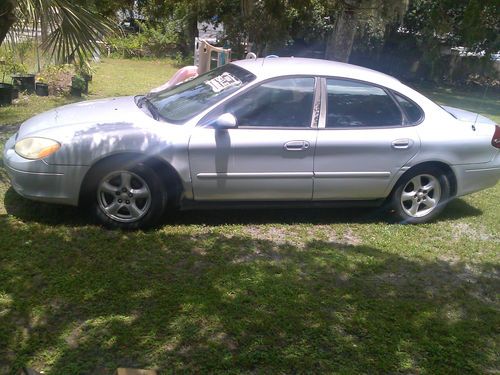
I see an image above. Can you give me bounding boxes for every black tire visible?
[85,159,166,229]
[390,167,451,224]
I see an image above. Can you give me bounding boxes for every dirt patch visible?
[451,222,499,243]
[65,322,85,349]
[239,225,361,248]
[229,225,362,264]
[209,332,238,351]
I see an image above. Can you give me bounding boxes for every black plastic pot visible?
[12,74,35,93]
[0,83,13,106]
[35,82,49,96]
[70,86,82,97]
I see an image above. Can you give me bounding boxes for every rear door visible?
[313,78,421,200]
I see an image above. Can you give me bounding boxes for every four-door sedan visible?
[3,57,500,228]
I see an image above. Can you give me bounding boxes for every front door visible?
[189,77,319,201]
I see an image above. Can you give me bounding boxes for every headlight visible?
[14,137,61,160]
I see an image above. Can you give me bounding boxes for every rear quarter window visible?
[392,92,424,125]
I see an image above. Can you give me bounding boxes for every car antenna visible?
[472,84,489,131]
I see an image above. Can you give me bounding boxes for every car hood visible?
[17,96,150,138]
[442,105,496,125]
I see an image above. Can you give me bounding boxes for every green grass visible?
[414,82,500,124]
[0,58,499,374]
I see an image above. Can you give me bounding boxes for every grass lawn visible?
[0,58,499,374]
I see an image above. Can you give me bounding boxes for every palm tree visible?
[0,0,113,64]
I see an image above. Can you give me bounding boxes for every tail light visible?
[493,125,500,149]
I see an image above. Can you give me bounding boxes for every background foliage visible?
[96,0,499,85]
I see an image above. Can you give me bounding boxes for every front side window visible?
[326,79,403,128]
[148,64,255,123]
[220,77,315,128]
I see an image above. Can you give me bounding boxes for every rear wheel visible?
[88,160,166,229]
[390,168,450,224]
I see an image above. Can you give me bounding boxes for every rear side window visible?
[393,92,424,124]
[326,79,403,128]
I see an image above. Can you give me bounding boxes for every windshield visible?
[147,64,256,123]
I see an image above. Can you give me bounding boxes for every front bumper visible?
[3,133,89,206]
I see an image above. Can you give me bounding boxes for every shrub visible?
[0,50,28,82]
[107,19,182,58]
[37,64,75,95]
[71,75,86,90]
[107,34,147,58]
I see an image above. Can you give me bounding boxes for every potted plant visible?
[76,60,94,92]
[70,75,86,97]
[35,76,49,96]
[36,64,74,96]
[11,40,36,93]
[11,63,35,93]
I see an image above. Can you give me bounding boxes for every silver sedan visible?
[3,58,500,228]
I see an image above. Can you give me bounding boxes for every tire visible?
[86,159,166,229]
[390,167,450,224]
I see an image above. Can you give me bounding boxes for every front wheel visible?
[89,161,166,229]
[390,168,450,224]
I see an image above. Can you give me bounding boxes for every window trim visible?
[197,75,321,130]
[318,76,424,130]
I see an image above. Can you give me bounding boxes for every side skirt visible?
[179,199,386,211]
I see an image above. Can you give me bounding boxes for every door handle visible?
[391,139,412,149]
[284,140,310,151]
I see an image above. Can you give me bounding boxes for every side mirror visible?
[212,113,237,129]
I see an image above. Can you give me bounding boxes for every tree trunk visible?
[241,0,254,18]
[240,0,255,54]
[40,15,48,43]
[182,12,198,56]
[325,7,358,63]
[0,0,16,46]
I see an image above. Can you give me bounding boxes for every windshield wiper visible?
[135,95,163,121]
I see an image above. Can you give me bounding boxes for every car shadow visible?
[3,188,91,227]
[3,186,483,227]
[0,216,497,373]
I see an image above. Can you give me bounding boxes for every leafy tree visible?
[404,0,499,53]
[198,0,333,56]
[374,0,500,82]
[324,0,410,62]
[78,0,136,19]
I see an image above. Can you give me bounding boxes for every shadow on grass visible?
[0,215,497,374]
[3,187,483,228]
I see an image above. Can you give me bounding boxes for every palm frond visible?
[11,0,115,64]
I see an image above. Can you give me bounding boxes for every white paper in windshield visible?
[204,72,242,93]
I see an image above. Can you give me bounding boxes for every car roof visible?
[231,57,401,87]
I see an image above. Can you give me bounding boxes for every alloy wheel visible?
[97,170,152,223]
[400,174,441,218]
